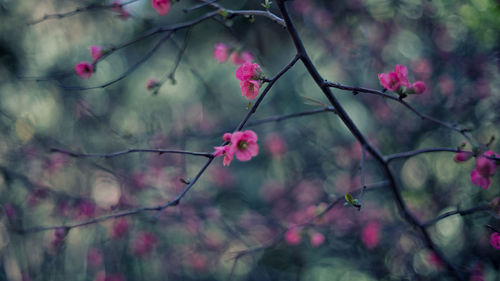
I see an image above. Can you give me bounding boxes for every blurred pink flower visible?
[89,45,103,62]
[132,232,157,257]
[75,62,93,79]
[428,252,443,268]
[361,221,380,249]
[265,133,287,157]
[77,200,96,219]
[471,151,497,189]
[230,51,254,65]
[490,232,500,250]
[213,43,229,63]
[285,227,302,245]
[111,218,130,239]
[152,0,170,16]
[111,1,130,20]
[146,78,159,90]
[309,231,325,247]
[87,247,103,267]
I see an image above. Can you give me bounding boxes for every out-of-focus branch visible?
[386,147,500,163]
[421,205,492,228]
[245,106,337,127]
[50,147,214,159]
[197,0,286,27]
[27,0,139,25]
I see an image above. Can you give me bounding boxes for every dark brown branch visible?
[276,1,464,279]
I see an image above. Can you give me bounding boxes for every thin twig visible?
[27,0,139,25]
[50,147,214,159]
[325,81,474,144]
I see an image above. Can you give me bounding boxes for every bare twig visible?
[422,205,491,228]
[50,147,214,159]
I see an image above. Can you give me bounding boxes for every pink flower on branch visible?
[229,130,259,161]
[213,130,259,166]
[235,62,263,100]
[152,0,171,16]
[470,150,497,189]
[75,62,93,79]
[454,151,472,162]
[239,79,261,100]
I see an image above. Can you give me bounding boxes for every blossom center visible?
[238,141,248,150]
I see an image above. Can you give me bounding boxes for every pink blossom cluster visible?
[152,0,170,16]
[213,130,259,166]
[235,62,263,100]
[213,43,254,66]
[378,64,426,95]
[456,150,498,189]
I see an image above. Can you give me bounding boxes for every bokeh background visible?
[0,0,500,280]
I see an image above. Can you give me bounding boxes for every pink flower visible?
[454,151,472,162]
[87,248,103,267]
[152,0,170,16]
[476,151,497,177]
[89,45,103,62]
[378,72,400,92]
[132,232,157,257]
[394,64,410,87]
[112,1,130,20]
[471,169,491,189]
[239,79,261,100]
[235,62,261,81]
[146,79,159,90]
[214,131,258,166]
[361,221,380,249]
[309,231,325,247]
[111,218,130,239]
[285,227,302,245]
[410,81,426,94]
[230,51,254,65]
[471,151,497,189]
[229,130,259,161]
[490,232,500,250]
[214,43,229,63]
[265,133,287,157]
[213,145,233,166]
[75,62,93,79]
